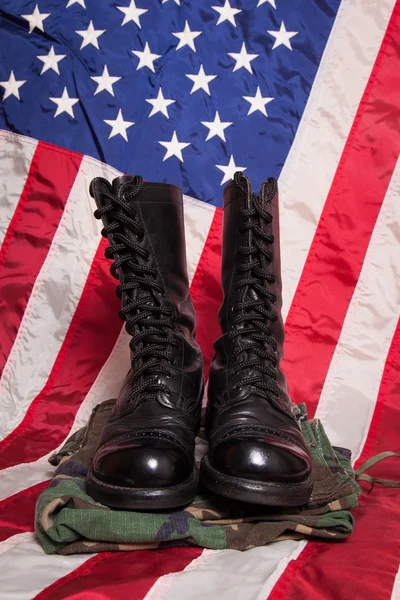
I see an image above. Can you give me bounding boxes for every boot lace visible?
[93,176,176,406]
[229,172,280,401]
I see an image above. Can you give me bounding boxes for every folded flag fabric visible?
[35,400,361,555]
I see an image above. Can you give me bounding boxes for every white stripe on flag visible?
[183,194,216,284]
[391,566,400,600]
[144,543,307,600]
[0,532,36,557]
[315,156,400,460]
[0,157,121,440]
[0,132,38,248]
[0,456,52,502]
[279,0,397,320]
[257,541,308,599]
[143,549,214,600]
[0,533,90,600]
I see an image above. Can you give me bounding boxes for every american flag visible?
[0,0,399,598]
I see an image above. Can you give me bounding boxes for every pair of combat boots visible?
[86,172,313,510]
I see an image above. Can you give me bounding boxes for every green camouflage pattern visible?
[35,400,361,555]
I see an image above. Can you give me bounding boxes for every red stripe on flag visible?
[34,547,203,600]
[0,239,122,469]
[0,143,82,376]
[190,208,223,379]
[0,480,48,542]
[281,3,400,419]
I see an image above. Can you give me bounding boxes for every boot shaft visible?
[219,173,285,353]
[90,176,195,335]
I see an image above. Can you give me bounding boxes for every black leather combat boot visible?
[200,172,312,507]
[86,176,204,510]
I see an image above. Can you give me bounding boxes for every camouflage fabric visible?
[35,399,361,555]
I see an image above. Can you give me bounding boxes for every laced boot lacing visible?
[94,176,177,408]
[230,172,280,401]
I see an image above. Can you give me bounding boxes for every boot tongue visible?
[111,175,139,197]
[110,177,165,333]
[110,174,151,303]
[238,178,271,358]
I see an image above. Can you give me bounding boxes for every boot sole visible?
[86,468,198,511]
[200,455,312,507]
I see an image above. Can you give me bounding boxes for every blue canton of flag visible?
[0,0,340,205]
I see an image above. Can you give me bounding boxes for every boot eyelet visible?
[136,232,144,242]
[122,194,135,212]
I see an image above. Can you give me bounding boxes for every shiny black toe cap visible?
[212,438,310,483]
[94,441,192,489]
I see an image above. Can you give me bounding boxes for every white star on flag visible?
[146,88,175,118]
[267,21,298,50]
[49,87,79,118]
[212,1,242,27]
[201,111,233,142]
[257,0,276,8]
[186,65,217,96]
[243,87,274,117]
[132,42,161,73]
[37,46,66,75]
[91,66,121,96]
[159,131,190,162]
[172,21,202,52]
[0,71,26,101]
[66,0,86,7]
[216,155,247,185]
[117,1,148,27]
[162,0,180,4]
[228,42,259,74]
[76,21,105,50]
[22,4,50,34]
[104,109,134,141]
